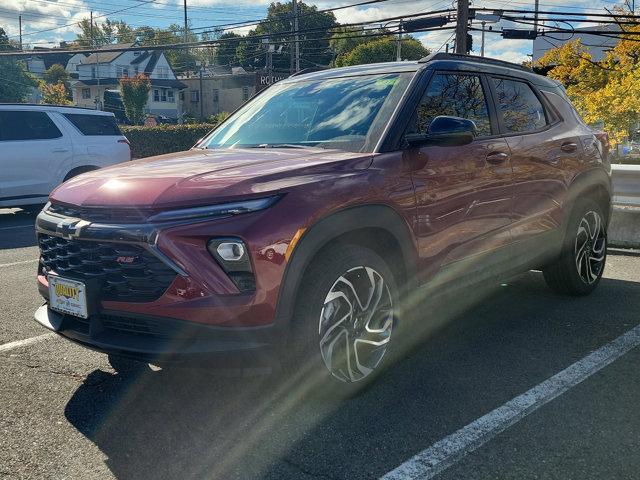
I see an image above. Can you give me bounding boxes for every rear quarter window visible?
[63,113,121,136]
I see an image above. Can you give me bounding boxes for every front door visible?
[404,72,513,283]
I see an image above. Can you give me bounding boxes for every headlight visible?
[147,196,281,223]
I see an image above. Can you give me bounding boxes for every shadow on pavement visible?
[64,272,640,480]
[0,209,38,250]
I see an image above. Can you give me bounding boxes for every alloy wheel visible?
[318,266,394,383]
[575,210,606,285]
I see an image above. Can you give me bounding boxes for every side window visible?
[413,73,492,137]
[63,114,121,136]
[0,111,62,141]
[492,78,547,133]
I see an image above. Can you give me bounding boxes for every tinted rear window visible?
[63,113,121,136]
[0,111,62,141]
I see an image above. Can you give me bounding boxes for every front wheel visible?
[286,245,398,395]
[543,200,607,296]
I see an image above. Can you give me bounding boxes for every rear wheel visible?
[543,200,607,295]
[285,245,398,395]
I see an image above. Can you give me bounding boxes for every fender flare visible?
[564,167,612,226]
[274,204,417,324]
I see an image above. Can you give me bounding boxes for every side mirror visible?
[405,116,478,148]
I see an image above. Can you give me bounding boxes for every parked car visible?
[0,104,130,211]
[33,53,611,392]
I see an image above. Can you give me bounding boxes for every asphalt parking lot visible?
[2,207,640,480]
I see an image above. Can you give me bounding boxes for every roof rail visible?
[418,52,532,72]
[289,66,328,77]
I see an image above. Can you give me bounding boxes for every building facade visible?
[70,44,186,120]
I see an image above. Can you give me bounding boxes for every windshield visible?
[198,73,413,153]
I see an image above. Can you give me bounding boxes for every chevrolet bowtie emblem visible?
[56,219,91,239]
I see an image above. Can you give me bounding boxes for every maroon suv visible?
[34,53,611,388]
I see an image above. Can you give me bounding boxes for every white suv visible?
[0,104,131,211]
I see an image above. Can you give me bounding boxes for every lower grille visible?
[39,234,176,302]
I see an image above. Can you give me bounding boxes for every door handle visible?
[51,148,69,153]
[485,152,509,165]
[561,142,578,153]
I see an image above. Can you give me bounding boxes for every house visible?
[25,47,73,79]
[179,66,285,120]
[70,43,186,120]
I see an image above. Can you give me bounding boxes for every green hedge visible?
[120,123,217,159]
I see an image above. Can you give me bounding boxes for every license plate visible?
[48,276,88,319]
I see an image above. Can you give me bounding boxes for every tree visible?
[0,28,37,102]
[41,82,71,105]
[43,64,70,87]
[536,16,640,145]
[336,36,429,67]
[235,1,338,71]
[330,27,390,64]
[215,32,242,66]
[120,74,151,125]
[75,18,118,47]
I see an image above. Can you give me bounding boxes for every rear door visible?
[0,110,72,204]
[405,71,513,281]
[489,76,580,261]
[59,113,130,165]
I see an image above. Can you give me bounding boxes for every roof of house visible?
[30,47,73,70]
[80,43,136,65]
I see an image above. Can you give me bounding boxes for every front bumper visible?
[34,304,280,367]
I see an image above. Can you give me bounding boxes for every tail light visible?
[594,131,610,160]
[118,138,132,160]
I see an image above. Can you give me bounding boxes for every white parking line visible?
[0,333,56,354]
[381,323,640,480]
[0,259,38,268]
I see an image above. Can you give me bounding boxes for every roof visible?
[284,54,559,89]
[81,43,135,65]
[0,103,115,116]
[30,48,73,70]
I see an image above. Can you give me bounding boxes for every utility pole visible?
[454,0,469,54]
[396,19,403,61]
[183,0,190,78]
[18,14,22,50]
[480,21,486,57]
[290,0,300,74]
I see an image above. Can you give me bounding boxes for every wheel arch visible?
[565,168,612,227]
[274,204,418,324]
[64,165,100,182]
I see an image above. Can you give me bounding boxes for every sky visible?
[0,0,627,63]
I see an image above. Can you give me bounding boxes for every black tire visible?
[64,166,97,182]
[283,244,399,397]
[543,199,607,296]
[108,354,151,376]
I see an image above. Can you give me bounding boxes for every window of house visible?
[0,111,62,141]
[167,90,174,103]
[212,89,219,103]
[242,86,249,101]
[180,91,185,101]
[134,66,139,75]
[154,89,160,102]
[411,73,491,137]
[156,66,168,79]
[190,90,199,103]
[82,88,91,99]
[116,65,129,78]
[91,66,96,79]
[491,77,547,133]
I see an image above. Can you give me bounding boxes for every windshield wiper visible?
[255,143,316,149]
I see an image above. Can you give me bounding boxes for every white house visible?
[70,43,186,120]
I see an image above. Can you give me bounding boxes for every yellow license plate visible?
[48,276,88,319]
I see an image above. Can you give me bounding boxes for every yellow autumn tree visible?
[536,20,640,145]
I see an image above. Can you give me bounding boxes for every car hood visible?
[50,148,373,208]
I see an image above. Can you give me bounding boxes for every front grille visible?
[47,203,155,223]
[100,314,172,338]
[39,234,176,302]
